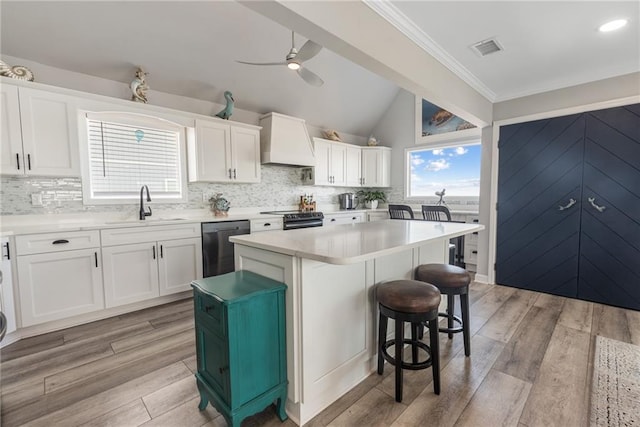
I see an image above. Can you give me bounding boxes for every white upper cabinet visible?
[361,146,391,187]
[189,119,260,183]
[311,138,391,188]
[345,145,362,187]
[312,137,347,186]
[1,82,80,176]
[0,85,22,175]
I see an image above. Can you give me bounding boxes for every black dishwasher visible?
[201,220,250,277]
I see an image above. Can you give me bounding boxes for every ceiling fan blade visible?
[297,67,324,87]
[295,40,322,63]
[236,60,287,66]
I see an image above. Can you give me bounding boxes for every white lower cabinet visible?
[158,237,203,296]
[250,218,283,233]
[101,225,202,308]
[323,212,365,226]
[17,247,104,327]
[102,243,159,307]
[366,211,389,222]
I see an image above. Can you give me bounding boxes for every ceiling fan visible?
[236,31,324,87]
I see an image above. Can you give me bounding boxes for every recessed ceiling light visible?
[599,19,628,32]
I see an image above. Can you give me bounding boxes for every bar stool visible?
[376,279,441,402]
[415,263,471,357]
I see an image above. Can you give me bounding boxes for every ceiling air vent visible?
[471,38,503,57]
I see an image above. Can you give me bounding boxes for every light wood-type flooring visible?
[2,282,639,426]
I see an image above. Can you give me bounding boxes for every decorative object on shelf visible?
[323,129,341,141]
[209,193,230,216]
[357,189,387,209]
[367,136,379,146]
[435,188,447,206]
[0,59,34,81]
[215,91,234,120]
[299,194,316,212]
[130,67,149,103]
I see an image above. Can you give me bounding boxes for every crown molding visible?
[364,0,497,102]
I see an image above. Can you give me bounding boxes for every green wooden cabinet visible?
[191,271,288,427]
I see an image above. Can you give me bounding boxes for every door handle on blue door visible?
[588,197,606,212]
[558,198,576,211]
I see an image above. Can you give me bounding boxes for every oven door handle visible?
[283,220,324,230]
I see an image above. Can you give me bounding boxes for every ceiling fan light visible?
[599,19,628,32]
[287,62,300,70]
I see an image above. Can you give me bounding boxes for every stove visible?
[260,210,324,230]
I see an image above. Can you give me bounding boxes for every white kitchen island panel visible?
[231,220,483,425]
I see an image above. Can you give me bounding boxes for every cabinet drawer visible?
[464,243,478,265]
[250,218,283,233]
[194,292,226,337]
[16,230,100,255]
[101,223,200,246]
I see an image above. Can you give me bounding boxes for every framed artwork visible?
[415,95,480,144]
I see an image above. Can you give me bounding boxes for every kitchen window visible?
[80,111,187,204]
[406,141,481,199]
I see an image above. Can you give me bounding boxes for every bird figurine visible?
[435,188,447,206]
[130,67,149,103]
[215,91,234,120]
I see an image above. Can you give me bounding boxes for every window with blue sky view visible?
[408,143,481,198]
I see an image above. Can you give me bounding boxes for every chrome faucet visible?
[139,185,152,220]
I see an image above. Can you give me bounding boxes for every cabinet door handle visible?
[204,305,215,313]
[588,197,606,212]
[472,232,478,235]
[52,239,69,245]
[264,223,271,227]
[331,218,336,222]
[228,168,232,179]
[16,153,20,170]
[27,154,32,170]
[3,242,10,260]
[160,245,163,258]
[558,198,576,211]
[219,366,228,374]
[352,217,356,220]
[152,245,156,259]
[472,250,478,254]
[95,252,98,268]
[233,168,237,179]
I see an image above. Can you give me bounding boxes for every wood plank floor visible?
[2,283,639,426]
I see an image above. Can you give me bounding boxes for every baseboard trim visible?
[474,274,490,284]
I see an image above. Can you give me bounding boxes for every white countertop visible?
[230,219,484,265]
[0,210,282,236]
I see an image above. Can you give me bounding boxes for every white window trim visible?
[404,139,481,201]
[78,111,188,205]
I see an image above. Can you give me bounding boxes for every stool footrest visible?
[436,312,463,334]
[381,339,433,370]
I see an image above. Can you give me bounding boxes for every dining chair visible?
[388,204,415,219]
[421,205,462,266]
[421,205,452,221]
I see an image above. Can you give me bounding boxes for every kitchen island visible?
[230,219,483,425]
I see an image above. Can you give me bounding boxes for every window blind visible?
[86,117,182,200]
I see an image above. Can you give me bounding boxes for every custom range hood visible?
[259,112,316,167]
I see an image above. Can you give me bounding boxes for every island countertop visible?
[230,219,484,265]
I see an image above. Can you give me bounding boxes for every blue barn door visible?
[578,105,640,310]
[496,113,585,297]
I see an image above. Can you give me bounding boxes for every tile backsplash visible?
[0,165,359,216]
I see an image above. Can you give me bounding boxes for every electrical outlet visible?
[31,193,43,206]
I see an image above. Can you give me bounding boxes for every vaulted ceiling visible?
[2,1,637,137]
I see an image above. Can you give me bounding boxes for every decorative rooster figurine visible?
[215,91,234,120]
[130,67,149,103]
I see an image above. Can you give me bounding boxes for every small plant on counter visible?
[357,189,387,209]
[357,189,387,203]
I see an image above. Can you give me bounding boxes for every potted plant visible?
[357,189,387,209]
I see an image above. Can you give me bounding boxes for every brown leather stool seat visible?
[376,279,441,402]
[415,263,472,356]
